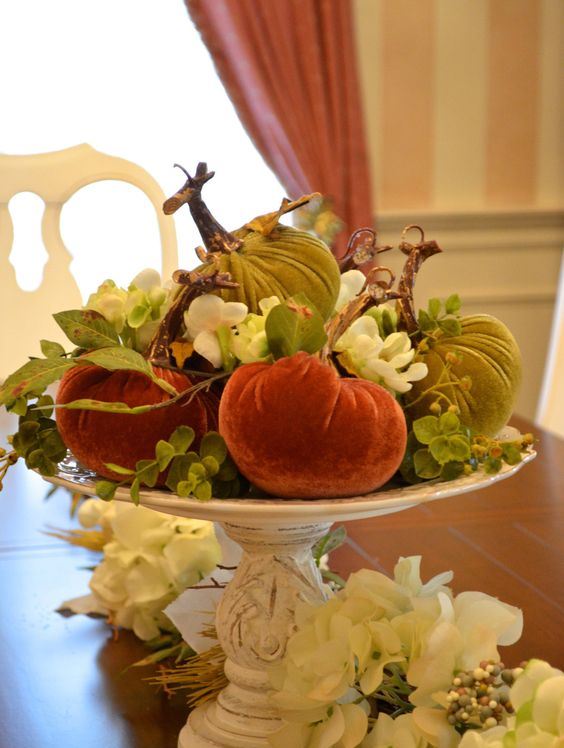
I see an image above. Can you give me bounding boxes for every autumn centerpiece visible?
[0,162,529,501]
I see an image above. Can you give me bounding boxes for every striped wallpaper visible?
[354,0,564,213]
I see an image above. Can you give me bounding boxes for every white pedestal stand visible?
[47,450,535,748]
[179,520,331,747]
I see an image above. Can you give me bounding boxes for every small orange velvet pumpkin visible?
[219,352,407,499]
[56,365,218,482]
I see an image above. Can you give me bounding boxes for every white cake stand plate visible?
[45,451,535,748]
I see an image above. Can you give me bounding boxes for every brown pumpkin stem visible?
[396,225,442,336]
[163,163,243,256]
[147,268,239,364]
[339,228,393,273]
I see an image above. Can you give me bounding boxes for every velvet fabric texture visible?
[56,366,218,482]
[185,0,373,257]
[405,315,522,437]
[219,352,407,499]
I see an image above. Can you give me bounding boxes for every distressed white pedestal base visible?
[178,520,331,748]
[45,449,536,748]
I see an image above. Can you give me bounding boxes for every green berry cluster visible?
[8,395,67,478]
[364,305,398,338]
[96,426,244,504]
[401,412,532,484]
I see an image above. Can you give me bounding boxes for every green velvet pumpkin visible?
[198,224,341,321]
[404,314,522,436]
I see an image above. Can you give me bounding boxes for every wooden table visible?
[0,415,562,748]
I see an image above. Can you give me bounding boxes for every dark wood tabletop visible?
[0,414,562,748]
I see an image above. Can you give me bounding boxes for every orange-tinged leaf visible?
[170,341,194,369]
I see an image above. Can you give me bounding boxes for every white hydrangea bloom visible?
[85,268,171,353]
[334,316,428,394]
[231,295,281,364]
[70,501,221,641]
[183,294,248,368]
[362,713,432,748]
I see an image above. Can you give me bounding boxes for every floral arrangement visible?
[0,161,532,502]
[56,497,221,642]
[0,161,550,745]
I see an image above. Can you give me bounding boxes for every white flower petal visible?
[221,301,249,327]
[184,294,224,338]
[193,330,223,368]
[130,268,161,291]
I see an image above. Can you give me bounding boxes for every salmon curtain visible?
[185,0,373,258]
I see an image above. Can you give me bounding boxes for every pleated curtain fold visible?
[185,0,373,257]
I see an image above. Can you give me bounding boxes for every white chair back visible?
[0,144,177,378]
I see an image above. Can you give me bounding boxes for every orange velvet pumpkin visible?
[56,365,218,482]
[219,352,407,499]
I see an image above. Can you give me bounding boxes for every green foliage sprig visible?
[265,293,327,359]
[7,395,67,478]
[417,294,462,339]
[401,412,534,484]
[96,426,245,505]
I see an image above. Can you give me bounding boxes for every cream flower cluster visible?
[268,556,523,748]
[182,294,280,368]
[75,499,221,641]
[85,268,172,353]
[459,660,564,748]
[334,315,428,394]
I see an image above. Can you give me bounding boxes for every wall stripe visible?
[485,0,541,206]
[434,0,488,209]
[537,0,564,207]
[379,0,435,209]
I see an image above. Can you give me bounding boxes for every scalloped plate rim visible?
[42,449,537,524]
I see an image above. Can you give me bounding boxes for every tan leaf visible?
[244,193,321,236]
[170,340,194,369]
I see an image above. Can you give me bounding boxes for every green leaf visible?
[201,455,219,477]
[413,416,441,445]
[34,395,54,418]
[188,463,207,481]
[130,478,141,505]
[440,461,465,481]
[399,432,423,485]
[25,449,56,476]
[135,460,159,487]
[313,526,347,566]
[166,455,190,492]
[199,432,227,464]
[445,294,461,315]
[12,420,40,456]
[37,428,67,461]
[9,397,28,416]
[413,449,441,479]
[176,480,193,498]
[53,309,119,349]
[216,457,238,482]
[168,426,195,455]
[438,318,462,337]
[103,463,135,476]
[265,293,327,359]
[40,339,66,358]
[429,435,452,464]
[194,481,212,501]
[439,412,460,435]
[417,309,435,333]
[0,357,76,407]
[447,435,471,462]
[155,440,176,471]
[96,480,117,500]
[427,298,441,319]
